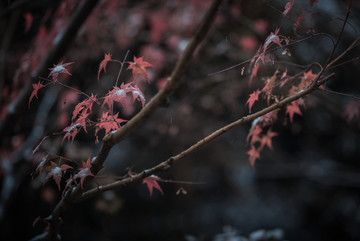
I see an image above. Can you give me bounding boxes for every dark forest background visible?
[1,0,360,240]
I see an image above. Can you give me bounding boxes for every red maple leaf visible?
[247,124,262,145]
[48,61,73,83]
[62,122,84,144]
[259,129,278,150]
[286,101,302,122]
[73,157,94,189]
[95,112,127,136]
[264,27,281,50]
[127,56,153,83]
[128,84,146,108]
[246,89,261,113]
[283,0,295,16]
[142,175,164,197]
[246,145,260,167]
[97,53,112,80]
[303,69,317,82]
[72,94,97,121]
[45,161,73,190]
[29,81,45,108]
[103,83,146,110]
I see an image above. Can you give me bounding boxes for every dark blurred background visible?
[1,0,360,240]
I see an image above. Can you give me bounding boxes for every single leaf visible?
[259,129,278,150]
[246,145,260,167]
[127,56,153,83]
[73,157,94,189]
[29,81,45,108]
[286,101,302,122]
[45,161,72,190]
[48,61,73,83]
[72,94,97,120]
[246,89,261,113]
[142,175,164,197]
[95,112,127,136]
[62,123,83,144]
[283,0,295,16]
[97,53,112,80]
[264,27,281,50]
[247,125,262,145]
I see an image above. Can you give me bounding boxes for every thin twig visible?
[319,88,360,101]
[79,73,335,201]
[115,50,130,87]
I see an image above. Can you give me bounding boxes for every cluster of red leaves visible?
[244,0,322,166]
[30,53,153,193]
[246,111,279,167]
[245,68,319,165]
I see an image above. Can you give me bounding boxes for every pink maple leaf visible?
[103,83,146,110]
[128,84,146,108]
[264,27,281,50]
[259,129,278,150]
[48,61,73,83]
[286,101,302,122]
[74,157,94,189]
[95,112,127,136]
[246,145,260,167]
[303,69,317,82]
[62,122,83,144]
[247,125,262,145]
[29,81,45,108]
[142,175,164,197]
[246,89,261,113]
[283,0,295,16]
[97,53,112,80]
[127,56,153,83]
[72,94,97,120]
[45,161,73,190]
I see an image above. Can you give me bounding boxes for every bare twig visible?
[79,73,335,201]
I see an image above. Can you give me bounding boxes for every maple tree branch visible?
[91,0,223,175]
[37,0,223,239]
[79,72,335,201]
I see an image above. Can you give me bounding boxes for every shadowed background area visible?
[1,0,360,240]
